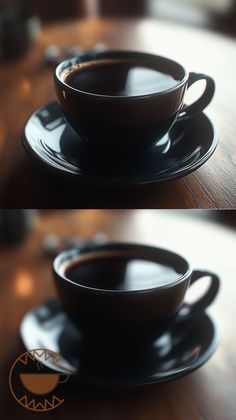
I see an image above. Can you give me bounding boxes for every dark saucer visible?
[22,101,217,186]
[20,300,218,386]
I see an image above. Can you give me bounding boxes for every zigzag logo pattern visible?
[9,349,70,412]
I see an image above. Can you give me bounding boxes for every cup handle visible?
[179,270,220,317]
[59,374,70,384]
[178,72,215,120]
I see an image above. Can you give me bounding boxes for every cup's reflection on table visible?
[0,209,235,419]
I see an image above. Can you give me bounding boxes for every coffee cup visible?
[53,243,220,348]
[54,51,215,150]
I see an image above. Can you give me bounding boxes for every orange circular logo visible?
[9,349,71,412]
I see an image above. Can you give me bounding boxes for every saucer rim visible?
[20,299,219,386]
[22,101,218,187]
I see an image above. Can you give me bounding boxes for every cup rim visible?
[53,243,192,295]
[54,50,189,100]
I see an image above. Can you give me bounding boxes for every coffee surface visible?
[65,254,181,291]
[64,58,179,96]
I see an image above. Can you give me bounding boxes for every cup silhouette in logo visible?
[20,373,60,395]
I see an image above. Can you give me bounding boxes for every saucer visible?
[22,101,217,186]
[20,300,218,386]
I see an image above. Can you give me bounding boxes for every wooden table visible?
[0,18,236,208]
[0,210,235,419]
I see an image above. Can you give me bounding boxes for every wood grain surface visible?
[0,18,236,208]
[0,210,235,419]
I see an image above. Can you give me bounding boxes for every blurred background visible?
[1,0,236,60]
[1,0,236,25]
[1,0,236,37]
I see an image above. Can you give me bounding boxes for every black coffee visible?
[64,252,181,291]
[64,58,179,96]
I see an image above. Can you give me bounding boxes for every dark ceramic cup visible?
[54,51,215,150]
[53,243,220,350]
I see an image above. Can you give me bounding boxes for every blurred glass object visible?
[179,0,233,14]
[0,1,41,58]
[0,210,36,247]
[150,0,211,26]
[86,0,99,16]
[42,231,109,257]
[44,43,106,67]
[149,0,235,29]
